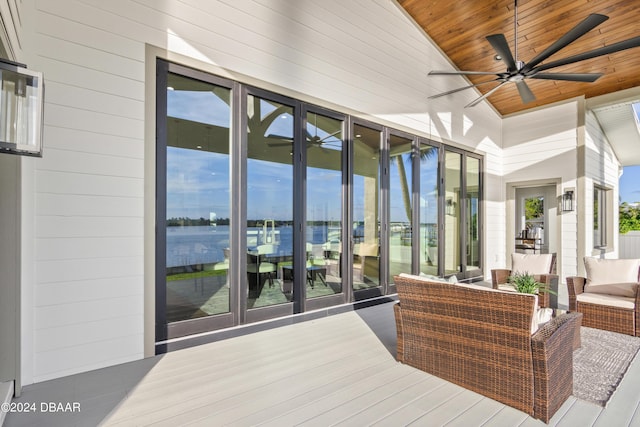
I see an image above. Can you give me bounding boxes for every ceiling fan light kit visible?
[428,0,640,108]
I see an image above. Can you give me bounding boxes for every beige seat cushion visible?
[511,253,553,275]
[498,283,516,292]
[576,292,636,310]
[584,258,640,297]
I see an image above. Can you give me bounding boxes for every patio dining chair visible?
[247,244,277,295]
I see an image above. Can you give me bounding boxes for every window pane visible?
[444,151,461,275]
[353,124,380,289]
[389,135,413,281]
[246,95,293,307]
[466,157,480,274]
[419,144,439,275]
[306,112,343,298]
[165,73,231,322]
[594,187,606,248]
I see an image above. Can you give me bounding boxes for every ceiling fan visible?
[428,0,640,108]
[266,114,341,148]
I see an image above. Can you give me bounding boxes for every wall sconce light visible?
[446,198,457,215]
[562,190,574,212]
[0,58,44,157]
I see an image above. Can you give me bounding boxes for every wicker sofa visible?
[567,257,640,336]
[394,274,582,423]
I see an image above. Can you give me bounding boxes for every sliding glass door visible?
[443,148,482,280]
[245,94,295,313]
[352,123,382,295]
[157,62,235,340]
[419,142,439,276]
[305,110,345,304]
[389,134,414,282]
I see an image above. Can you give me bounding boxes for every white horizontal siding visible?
[20,0,505,383]
[503,103,578,180]
[503,103,579,280]
[585,111,620,186]
[584,111,621,258]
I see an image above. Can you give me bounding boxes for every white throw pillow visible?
[584,257,640,297]
[511,253,553,275]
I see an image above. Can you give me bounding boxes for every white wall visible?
[584,110,621,261]
[17,0,504,382]
[502,102,580,280]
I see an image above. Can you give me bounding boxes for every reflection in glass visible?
[165,73,231,322]
[444,151,462,275]
[305,112,343,299]
[246,95,293,308]
[419,144,439,275]
[594,188,605,247]
[524,196,544,244]
[353,124,381,289]
[466,157,480,275]
[389,135,413,282]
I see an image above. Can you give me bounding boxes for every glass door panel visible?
[466,156,481,277]
[352,124,381,289]
[419,143,439,276]
[165,72,231,322]
[389,135,413,281]
[444,151,462,276]
[306,112,343,299]
[246,95,294,308]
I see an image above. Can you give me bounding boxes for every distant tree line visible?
[620,203,640,233]
[167,217,230,226]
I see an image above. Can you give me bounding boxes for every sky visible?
[620,165,640,204]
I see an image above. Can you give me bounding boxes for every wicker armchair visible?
[394,274,582,423]
[491,253,557,307]
[567,257,640,336]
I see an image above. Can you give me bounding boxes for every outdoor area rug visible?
[573,326,640,406]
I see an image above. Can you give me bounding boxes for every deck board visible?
[5,301,640,427]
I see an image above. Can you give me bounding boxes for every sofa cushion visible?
[511,253,553,275]
[584,282,638,298]
[584,258,640,297]
[576,292,636,310]
[419,272,458,284]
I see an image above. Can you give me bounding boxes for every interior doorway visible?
[514,186,558,255]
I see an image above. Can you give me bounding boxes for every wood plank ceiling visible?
[398,0,640,115]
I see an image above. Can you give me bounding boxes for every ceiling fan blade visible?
[266,134,293,146]
[521,13,609,73]
[486,34,517,72]
[319,130,341,143]
[532,36,640,73]
[515,80,536,104]
[465,81,508,108]
[429,70,500,76]
[530,72,603,82]
[428,79,500,99]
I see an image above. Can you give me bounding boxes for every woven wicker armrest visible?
[393,302,405,362]
[531,312,583,423]
[566,277,585,311]
[491,269,511,288]
[535,274,559,308]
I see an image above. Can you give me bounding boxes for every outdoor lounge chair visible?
[567,257,640,336]
[491,253,557,307]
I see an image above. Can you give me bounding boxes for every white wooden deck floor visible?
[5,301,640,426]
